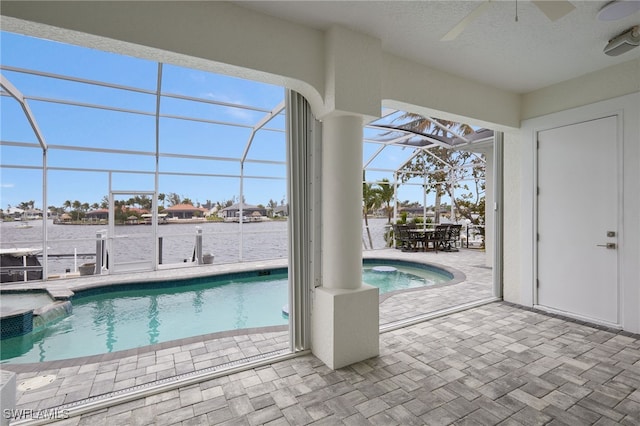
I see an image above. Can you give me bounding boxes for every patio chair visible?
[393,224,413,251]
[424,225,447,252]
[444,224,462,251]
[426,225,449,252]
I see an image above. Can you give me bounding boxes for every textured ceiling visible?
[235,0,640,94]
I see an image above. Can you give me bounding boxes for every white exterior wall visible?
[521,59,640,121]
[518,92,640,333]
[502,130,522,304]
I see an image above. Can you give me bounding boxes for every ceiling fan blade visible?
[441,0,493,41]
[532,0,576,21]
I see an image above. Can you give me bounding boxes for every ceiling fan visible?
[441,0,576,41]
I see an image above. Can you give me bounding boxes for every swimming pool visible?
[1,260,452,364]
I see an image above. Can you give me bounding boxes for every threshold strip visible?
[379,297,501,334]
[11,348,309,426]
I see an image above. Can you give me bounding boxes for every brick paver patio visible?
[3,249,639,425]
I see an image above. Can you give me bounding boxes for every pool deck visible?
[2,248,638,425]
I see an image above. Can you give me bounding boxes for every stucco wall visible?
[522,59,640,121]
[519,92,640,333]
[502,130,522,304]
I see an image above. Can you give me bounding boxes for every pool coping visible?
[1,325,289,373]
[1,254,466,371]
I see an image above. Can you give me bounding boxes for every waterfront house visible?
[220,202,266,220]
[84,209,108,222]
[163,203,208,220]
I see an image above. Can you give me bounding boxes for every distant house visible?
[271,205,289,217]
[398,206,427,217]
[85,207,150,222]
[5,207,43,220]
[123,207,149,217]
[164,203,208,219]
[220,203,266,219]
[85,209,109,221]
[6,207,24,217]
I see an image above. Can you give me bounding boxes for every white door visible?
[537,116,619,325]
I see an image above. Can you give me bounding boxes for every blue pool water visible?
[1,261,451,363]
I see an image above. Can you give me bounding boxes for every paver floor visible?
[4,248,638,424]
[7,302,639,425]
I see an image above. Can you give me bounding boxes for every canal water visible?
[0,218,392,275]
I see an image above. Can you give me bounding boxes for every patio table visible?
[408,228,434,251]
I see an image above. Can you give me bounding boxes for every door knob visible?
[596,243,616,249]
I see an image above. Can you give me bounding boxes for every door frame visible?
[532,113,624,327]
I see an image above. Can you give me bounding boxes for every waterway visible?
[0,218,392,275]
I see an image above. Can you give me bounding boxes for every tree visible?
[182,198,193,206]
[71,200,82,220]
[135,195,152,210]
[267,199,278,217]
[396,115,485,224]
[17,200,36,211]
[363,173,381,249]
[376,178,395,223]
[167,192,181,207]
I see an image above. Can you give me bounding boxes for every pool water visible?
[362,265,449,293]
[1,263,450,363]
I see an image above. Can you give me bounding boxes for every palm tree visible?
[363,173,381,249]
[396,115,482,223]
[376,178,395,223]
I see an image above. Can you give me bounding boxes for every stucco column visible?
[322,114,363,290]
[312,113,379,369]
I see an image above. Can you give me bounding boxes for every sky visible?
[0,31,452,212]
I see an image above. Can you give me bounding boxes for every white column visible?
[312,113,379,369]
[322,114,363,290]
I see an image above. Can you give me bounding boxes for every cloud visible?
[1,184,15,188]
[202,92,250,108]
[200,92,258,125]
[224,107,255,124]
